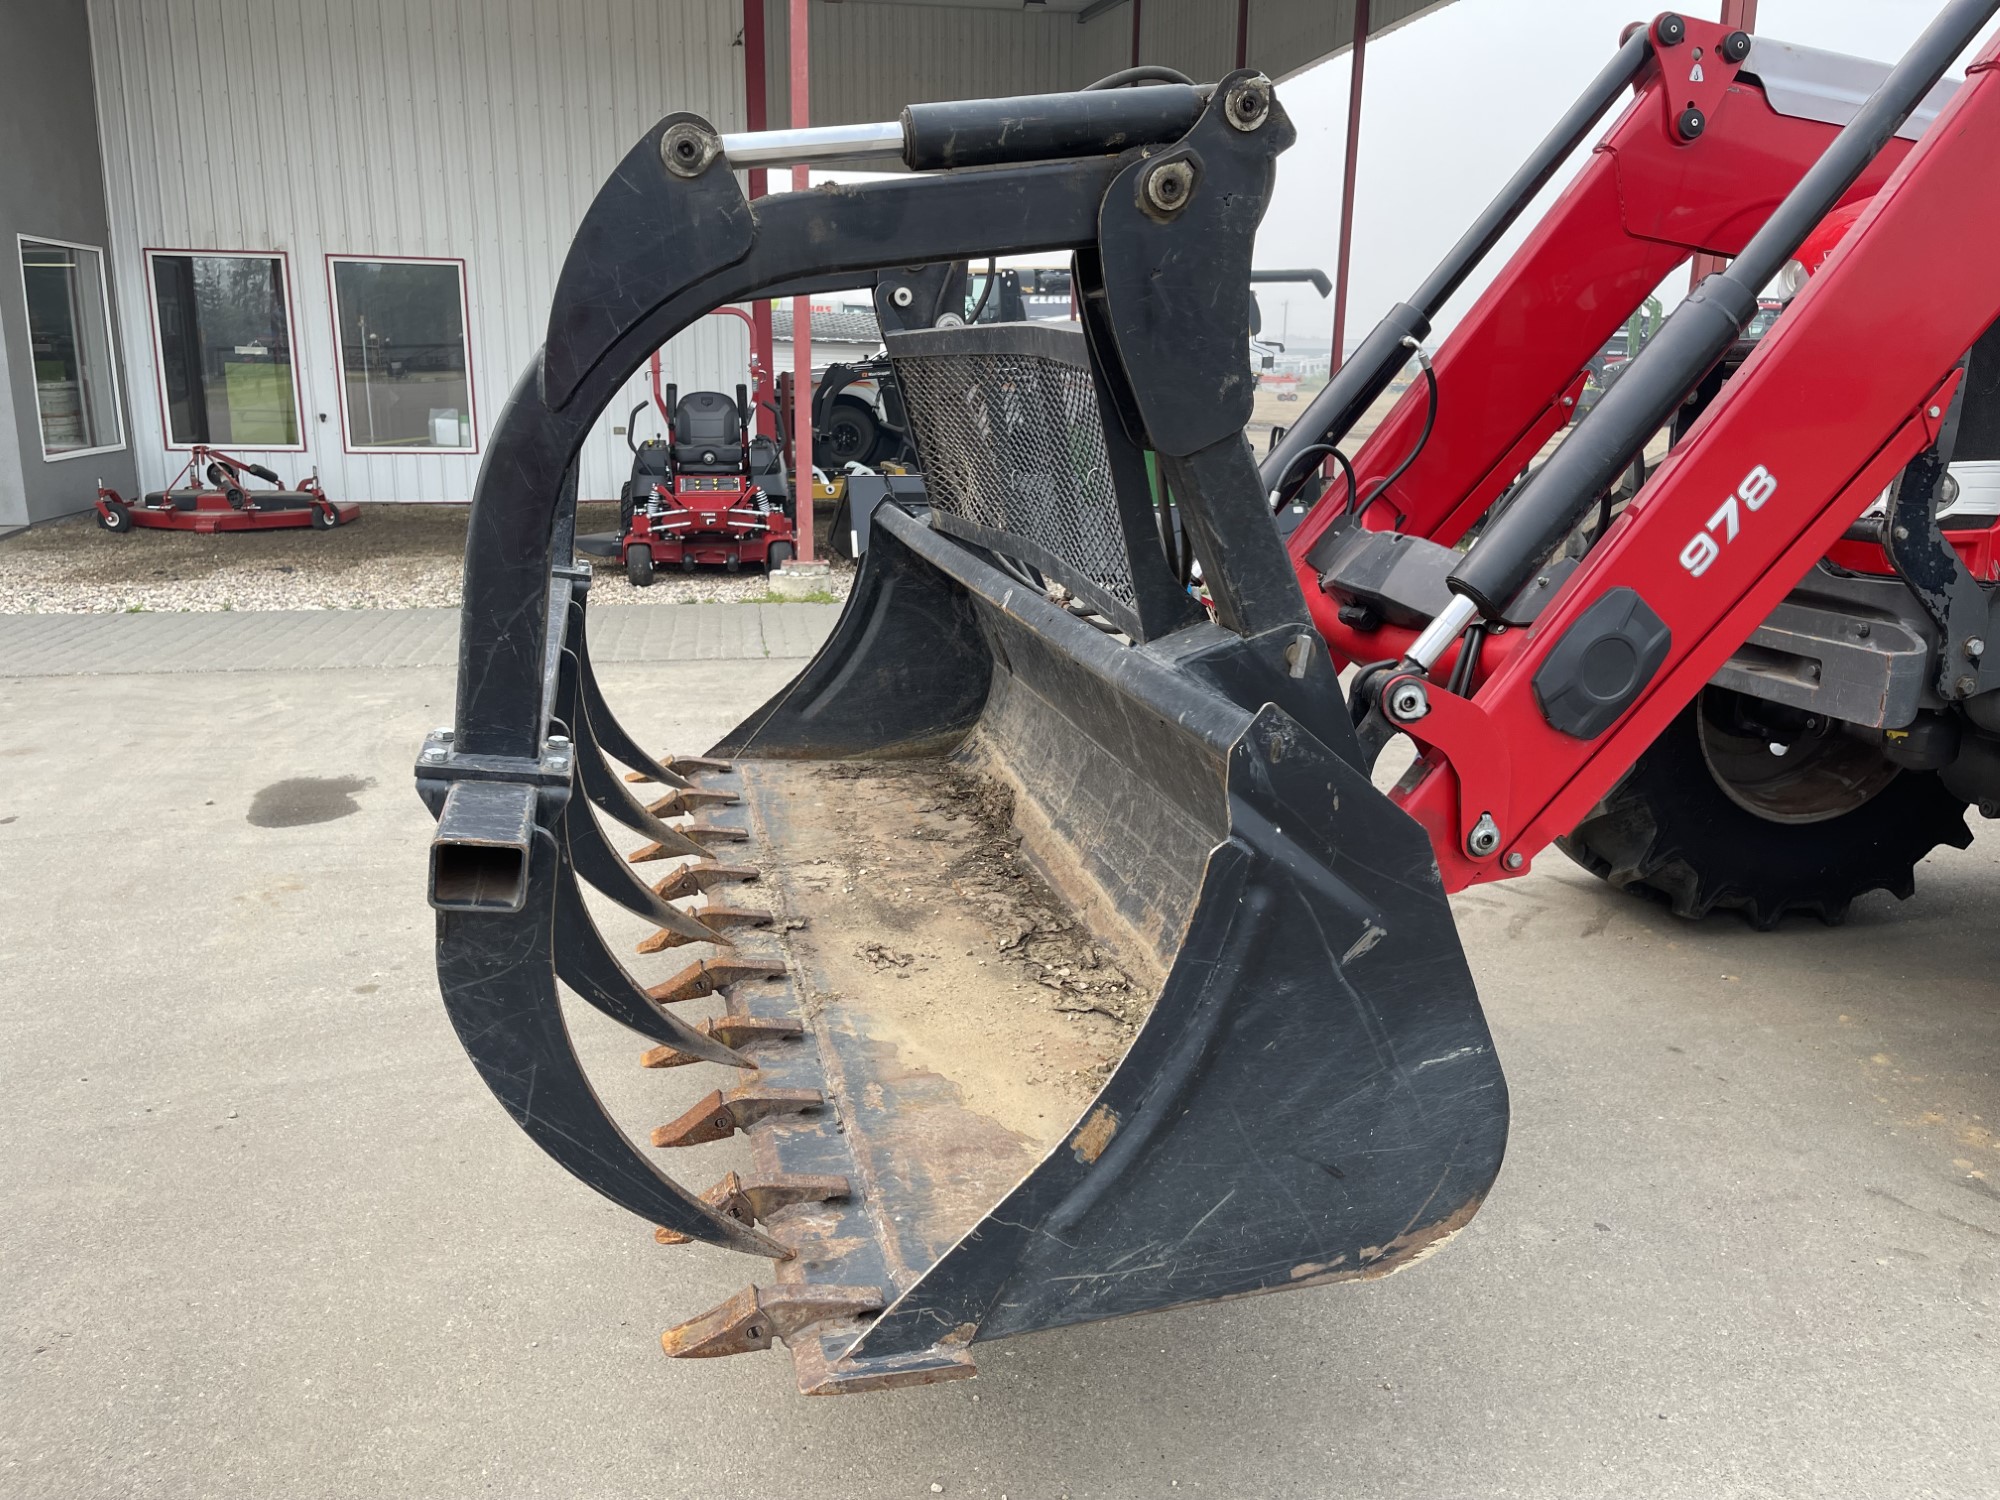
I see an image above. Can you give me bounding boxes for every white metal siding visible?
[1073,7,1131,86]
[761,0,1076,127]
[88,0,750,503]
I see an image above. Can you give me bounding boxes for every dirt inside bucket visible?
[743,759,1159,1150]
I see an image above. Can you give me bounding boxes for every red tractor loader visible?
[418,0,2000,1393]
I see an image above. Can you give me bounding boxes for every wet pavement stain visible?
[248,776,373,828]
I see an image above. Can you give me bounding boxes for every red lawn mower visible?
[94,445,356,534]
[587,384,796,586]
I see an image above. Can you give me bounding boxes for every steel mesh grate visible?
[887,323,1135,612]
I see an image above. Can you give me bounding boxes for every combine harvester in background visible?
[418,1,2000,1393]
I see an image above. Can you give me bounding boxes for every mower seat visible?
[671,391,744,473]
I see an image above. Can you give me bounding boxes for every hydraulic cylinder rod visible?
[1448,0,2000,618]
[719,84,1205,171]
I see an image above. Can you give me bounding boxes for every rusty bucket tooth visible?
[650,861,760,900]
[654,1170,851,1242]
[661,1284,881,1359]
[642,1014,804,1068]
[635,903,773,955]
[677,822,748,845]
[645,956,787,1005]
[561,805,730,947]
[644,787,741,817]
[625,754,733,784]
[669,755,734,776]
[651,1085,821,1148]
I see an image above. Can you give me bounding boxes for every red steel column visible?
[1328,0,1369,371]
[1689,0,1757,284]
[744,0,775,431]
[789,0,815,561]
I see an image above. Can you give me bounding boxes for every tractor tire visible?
[626,545,655,587]
[765,540,795,571]
[1557,687,1971,928]
[97,498,132,533]
[821,399,879,467]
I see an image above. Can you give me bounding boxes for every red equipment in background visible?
[605,383,796,586]
[94,446,355,534]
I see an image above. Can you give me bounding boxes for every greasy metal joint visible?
[1142,156,1198,218]
[661,122,722,178]
[1224,76,1272,133]
[1465,812,1501,859]
[1387,679,1431,723]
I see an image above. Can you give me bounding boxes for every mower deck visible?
[125,497,362,533]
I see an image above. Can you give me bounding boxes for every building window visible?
[327,256,475,453]
[17,236,124,460]
[147,250,303,449]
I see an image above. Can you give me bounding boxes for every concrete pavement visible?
[3,605,1998,1499]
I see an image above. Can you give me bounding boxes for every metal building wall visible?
[761,0,1076,127]
[87,0,750,504]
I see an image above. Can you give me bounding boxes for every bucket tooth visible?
[562,807,729,946]
[626,754,733,785]
[670,755,734,776]
[653,1170,852,1242]
[651,1085,822,1148]
[645,955,787,1005]
[661,1284,881,1359]
[644,787,741,817]
[551,868,753,1064]
[650,861,759,900]
[641,1015,803,1068]
[634,902,772,955]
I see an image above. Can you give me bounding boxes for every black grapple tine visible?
[435,827,787,1258]
[567,592,694,790]
[552,867,754,1066]
[563,649,712,853]
[561,800,728,946]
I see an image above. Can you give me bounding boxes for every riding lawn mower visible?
[419,0,2000,1393]
[582,386,796,584]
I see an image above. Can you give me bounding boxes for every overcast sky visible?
[1253,0,2000,350]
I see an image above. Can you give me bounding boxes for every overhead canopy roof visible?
[758,0,1460,130]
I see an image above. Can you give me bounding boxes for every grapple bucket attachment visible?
[421,77,1507,1393]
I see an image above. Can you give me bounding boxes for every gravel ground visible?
[0,502,854,614]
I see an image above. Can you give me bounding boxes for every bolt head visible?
[1929,406,1943,420]
[1967,637,1986,659]
[1957,675,1979,697]
[891,286,914,308]
[1143,159,1196,215]
[1504,852,1525,871]
[420,747,446,763]
[1387,681,1430,722]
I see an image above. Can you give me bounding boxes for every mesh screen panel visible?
[887,322,1136,612]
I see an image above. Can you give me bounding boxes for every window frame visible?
[324,253,478,457]
[16,233,127,463]
[143,246,309,454]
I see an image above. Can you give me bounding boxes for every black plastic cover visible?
[1532,586,1671,739]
